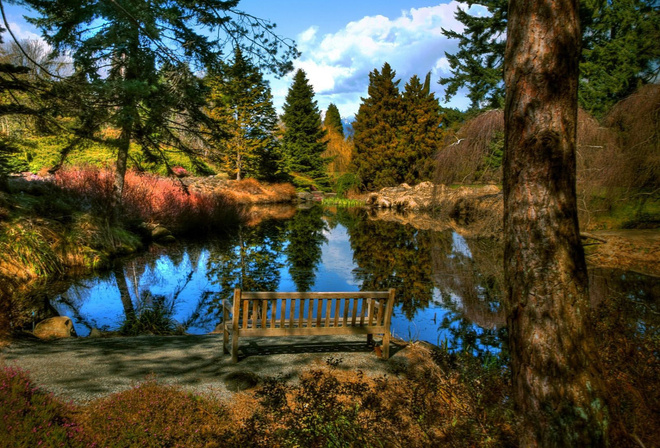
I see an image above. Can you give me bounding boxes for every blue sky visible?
[2,1,483,120]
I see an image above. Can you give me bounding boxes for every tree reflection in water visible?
[284,206,328,291]
[49,207,655,355]
[206,220,287,320]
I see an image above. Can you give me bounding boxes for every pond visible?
[50,206,658,356]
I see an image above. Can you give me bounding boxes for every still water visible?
[51,206,658,355]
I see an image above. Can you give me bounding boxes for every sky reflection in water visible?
[54,206,655,356]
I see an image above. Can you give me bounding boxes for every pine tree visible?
[352,62,403,190]
[18,0,297,212]
[579,0,660,116]
[504,0,608,443]
[442,0,660,115]
[322,103,352,173]
[440,0,507,111]
[399,73,443,183]
[281,69,328,183]
[207,48,282,181]
[323,103,344,137]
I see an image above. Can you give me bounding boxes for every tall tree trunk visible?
[112,122,131,215]
[503,1,607,446]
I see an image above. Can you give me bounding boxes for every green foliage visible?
[352,63,404,190]
[398,73,444,183]
[207,48,283,181]
[579,0,660,116]
[119,293,180,336]
[19,0,297,200]
[323,103,344,137]
[281,69,329,184]
[321,197,365,207]
[333,172,360,198]
[440,0,508,111]
[353,65,442,190]
[442,0,660,116]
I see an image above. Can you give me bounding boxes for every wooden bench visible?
[222,289,396,363]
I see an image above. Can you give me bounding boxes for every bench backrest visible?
[227,289,395,332]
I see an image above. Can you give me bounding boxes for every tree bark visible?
[503,1,608,446]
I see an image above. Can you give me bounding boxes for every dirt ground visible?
[0,334,409,405]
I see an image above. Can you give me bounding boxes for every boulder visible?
[151,225,172,240]
[34,316,76,339]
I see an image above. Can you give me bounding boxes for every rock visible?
[89,328,103,338]
[159,235,177,244]
[151,225,172,240]
[34,316,76,339]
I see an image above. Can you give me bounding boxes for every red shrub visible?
[53,166,240,234]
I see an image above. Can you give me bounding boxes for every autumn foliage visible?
[54,166,240,233]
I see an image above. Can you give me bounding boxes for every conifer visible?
[352,62,403,190]
[399,73,443,183]
[323,103,344,137]
[281,69,328,183]
[207,48,282,180]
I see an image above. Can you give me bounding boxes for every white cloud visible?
[270,1,476,119]
[5,21,42,42]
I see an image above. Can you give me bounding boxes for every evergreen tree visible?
[322,103,352,173]
[352,62,403,190]
[440,0,507,111]
[398,73,443,183]
[579,0,660,116]
[17,0,297,212]
[442,0,660,115]
[207,47,282,180]
[323,103,344,137]
[281,69,328,183]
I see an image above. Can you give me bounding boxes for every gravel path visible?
[1,334,406,404]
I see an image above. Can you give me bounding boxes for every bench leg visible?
[231,333,239,363]
[382,332,391,360]
[223,326,229,354]
[367,333,373,346]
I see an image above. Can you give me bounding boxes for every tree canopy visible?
[280,69,328,184]
[13,0,297,208]
[441,0,660,115]
[206,47,282,181]
[353,64,442,190]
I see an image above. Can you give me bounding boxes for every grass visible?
[321,197,366,207]
[13,134,216,177]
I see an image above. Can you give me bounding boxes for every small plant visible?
[119,293,180,336]
[333,172,360,198]
[0,366,86,447]
[79,380,230,447]
[171,166,189,178]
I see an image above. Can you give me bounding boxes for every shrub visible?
[228,347,515,447]
[53,166,241,235]
[79,380,230,448]
[333,172,360,198]
[119,293,180,336]
[0,367,86,447]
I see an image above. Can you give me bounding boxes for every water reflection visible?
[50,206,657,355]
